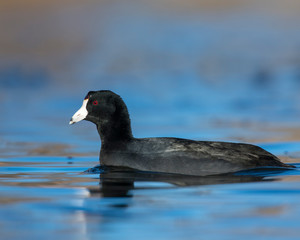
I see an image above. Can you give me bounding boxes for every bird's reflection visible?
[99,179,134,198]
[86,165,293,200]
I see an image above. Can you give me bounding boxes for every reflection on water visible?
[0,156,300,240]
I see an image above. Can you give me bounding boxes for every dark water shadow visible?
[86,165,296,202]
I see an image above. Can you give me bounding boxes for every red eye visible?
[93,100,98,105]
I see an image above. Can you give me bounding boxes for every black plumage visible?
[70,90,294,176]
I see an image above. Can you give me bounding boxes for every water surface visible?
[0,155,300,240]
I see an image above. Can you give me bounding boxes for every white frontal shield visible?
[69,99,88,125]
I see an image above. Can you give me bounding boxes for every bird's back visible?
[100,137,291,176]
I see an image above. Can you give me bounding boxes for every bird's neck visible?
[97,117,133,147]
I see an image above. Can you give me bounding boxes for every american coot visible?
[70,90,294,176]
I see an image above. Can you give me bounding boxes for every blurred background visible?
[1,0,300,157]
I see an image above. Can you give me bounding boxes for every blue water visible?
[2,1,300,239]
[0,156,300,240]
